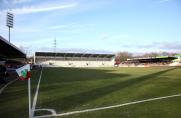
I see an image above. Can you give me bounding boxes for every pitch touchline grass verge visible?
[32,68,43,117]
[0,78,17,94]
[33,93,181,118]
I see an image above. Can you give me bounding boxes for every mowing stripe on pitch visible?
[34,93,181,118]
[35,109,57,115]
[32,68,43,117]
[0,79,17,94]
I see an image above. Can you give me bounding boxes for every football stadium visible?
[1,35,181,118]
[1,1,181,118]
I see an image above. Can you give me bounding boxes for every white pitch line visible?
[0,79,17,94]
[34,93,181,118]
[32,68,43,117]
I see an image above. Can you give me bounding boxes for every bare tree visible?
[143,52,159,58]
[116,51,132,61]
[159,52,177,56]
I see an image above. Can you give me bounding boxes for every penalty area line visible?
[34,93,181,118]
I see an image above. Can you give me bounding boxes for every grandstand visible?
[0,36,26,59]
[0,35,26,67]
[127,56,176,63]
[35,52,115,67]
[0,35,26,83]
[118,56,179,67]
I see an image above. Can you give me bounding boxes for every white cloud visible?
[121,41,181,52]
[100,33,109,40]
[12,28,41,33]
[158,42,181,50]
[12,0,32,4]
[1,2,77,14]
[11,23,90,33]
[14,37,54,47]
[159,0,170,3]
[49,25,66,30]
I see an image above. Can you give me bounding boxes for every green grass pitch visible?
[1,67,181,118]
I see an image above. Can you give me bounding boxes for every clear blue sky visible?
[0,0,181,55]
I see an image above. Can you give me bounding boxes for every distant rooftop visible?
[35,52,115,58]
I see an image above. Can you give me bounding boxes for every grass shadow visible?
[42,67,130,83]
[39,67,178,112]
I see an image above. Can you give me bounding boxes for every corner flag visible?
[16,64,30,80]
[16,64,32,118]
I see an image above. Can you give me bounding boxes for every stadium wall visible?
[38,60,115,67]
